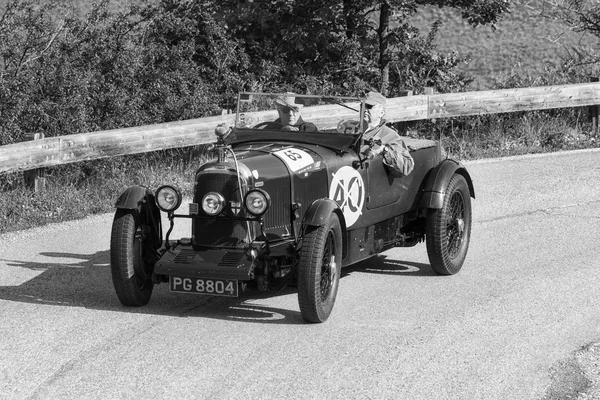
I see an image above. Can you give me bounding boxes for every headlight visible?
[155,186,182,212]
[202,192,226,216]
[244,189,270,216]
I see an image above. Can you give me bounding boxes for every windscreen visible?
[235,93,364,135]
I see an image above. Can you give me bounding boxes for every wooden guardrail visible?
[1,82,600,175]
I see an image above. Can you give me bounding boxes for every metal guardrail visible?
[2,82,600,175]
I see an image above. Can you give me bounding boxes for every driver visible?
[273,93,318,131]
[361,91,414,177]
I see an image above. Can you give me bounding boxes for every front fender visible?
[302,198,344,228]
[115,185,162,248]
[301,198,347,259]
[115,185,151,210]
[420,159,475,209]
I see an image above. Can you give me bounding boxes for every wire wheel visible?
[319,231,336,301]
[446,191,466,259]
[426,174,472,275]
[298,213,342,323]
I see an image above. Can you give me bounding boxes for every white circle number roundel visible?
[329,166,365,227]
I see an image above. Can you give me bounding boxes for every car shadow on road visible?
[0,250,118,308]
[341,254,437,277]
[174,290,305,324]
[0,251,435,325]
[0,251,305,324]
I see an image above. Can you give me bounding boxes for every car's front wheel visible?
[110,210,155,306]
[297,213,342,323]
[426,174,472,275]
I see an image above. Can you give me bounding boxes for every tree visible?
[0,0,252,146]
[214,0,509,95]
[0,0,89,145]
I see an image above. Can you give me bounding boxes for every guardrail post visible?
[424,87,437,124]
[589,77,600,133]
[396,90,414,133]
[23,133,46,192]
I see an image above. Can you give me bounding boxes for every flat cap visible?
[364,91,387,106]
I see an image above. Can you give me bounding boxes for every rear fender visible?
[301,198,347,259]
[420,159,475,209]
[115,186,162,248]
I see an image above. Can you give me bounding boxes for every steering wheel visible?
[253,122,284,130]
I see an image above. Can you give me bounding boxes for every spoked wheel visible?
[298,213,342,323]
[426,174,472,275]
[110,210,155,306]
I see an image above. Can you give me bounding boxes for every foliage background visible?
[1,0,592,87]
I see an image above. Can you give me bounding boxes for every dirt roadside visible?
[543,341,600,399]
[577,342,600,399]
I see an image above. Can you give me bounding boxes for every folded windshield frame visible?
[234,92,366,136]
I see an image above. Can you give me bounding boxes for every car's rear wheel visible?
[110,210,154,306]
[426,174,472,275]
[298,213,342,323]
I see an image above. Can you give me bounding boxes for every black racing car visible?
[110,93,474,323]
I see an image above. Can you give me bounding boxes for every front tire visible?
[426,174,472,275]
[110,210,154,306]
[298,213,343,323]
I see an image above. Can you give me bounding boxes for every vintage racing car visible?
[110,93,474,323]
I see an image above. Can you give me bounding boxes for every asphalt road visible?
[1,149,599,399]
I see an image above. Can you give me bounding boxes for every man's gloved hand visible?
[362,145,386,160]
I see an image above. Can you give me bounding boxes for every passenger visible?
[361,91,414,176]
[273,93,318,131]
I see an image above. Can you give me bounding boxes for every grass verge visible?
[0,147,210,234]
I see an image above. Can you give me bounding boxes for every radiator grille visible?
[263,183,290,230]
[193,171,249,247]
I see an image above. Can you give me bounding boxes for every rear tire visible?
[298,213,342,323]
[426,174,472,275]
[110,210,154,306]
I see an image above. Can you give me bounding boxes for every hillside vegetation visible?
[53,1,600,85]
[1,0,592,85]
[413,2,594,87]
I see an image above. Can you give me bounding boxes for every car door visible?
[365,144,437,215]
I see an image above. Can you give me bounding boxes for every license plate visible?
[170,276,238,297]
